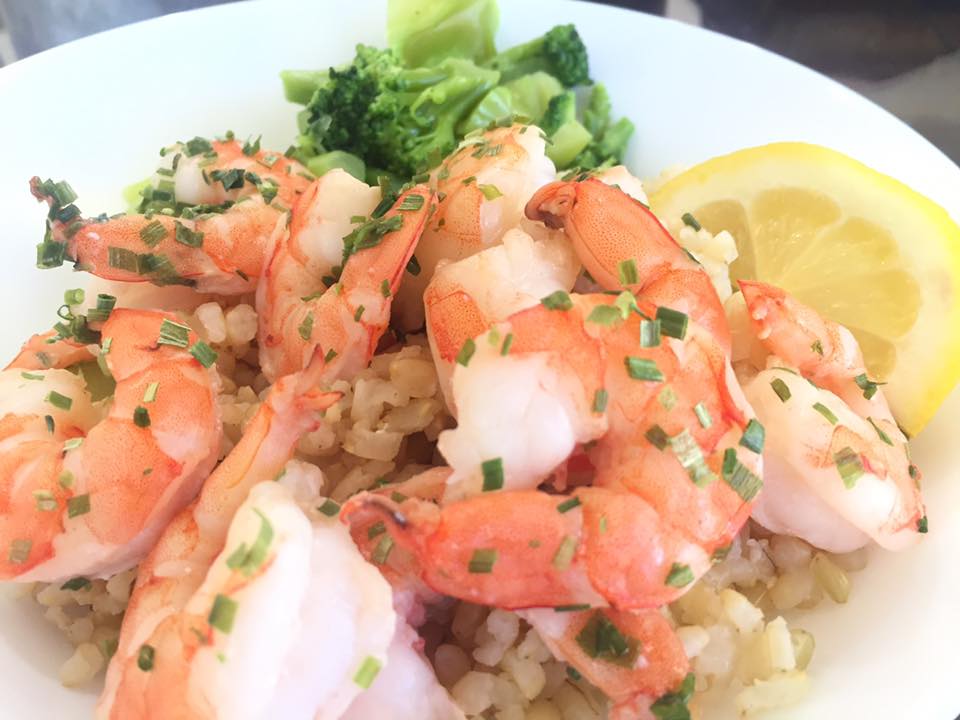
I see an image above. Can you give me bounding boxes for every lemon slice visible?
[650,142,960,435]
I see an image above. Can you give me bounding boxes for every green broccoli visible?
[572,84,635,170]
[458,71,563,134]
[298,45,499,177]
[540,91,592,169]
[483,24,589,87]
[387,0,499,67]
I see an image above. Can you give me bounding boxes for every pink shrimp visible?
[0,309,221,581]
[343,293,761,611]
[257,179,434,382]
[5,331,95,371]
[97,357,341,719]
[526,177,731,351]
[393,124,557,330]
[734,280,924,552]
[31,140,311,294]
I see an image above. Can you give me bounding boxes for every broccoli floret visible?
[571,84,635,170]
[484,24,589,87]
[299,46,499,177]
[540,91,592,169]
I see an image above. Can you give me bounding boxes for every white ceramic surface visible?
[1,1,958,718]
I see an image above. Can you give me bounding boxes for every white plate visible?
[1,1,958,718]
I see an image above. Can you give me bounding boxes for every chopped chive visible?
[174,221,204,248]
[481,457,504,491]
[390,491,407,503]
[8,539,31,564]
[617,258,638,285]
[398,194,425,211]
[63,288,85,305]
[552,536,577,570]
[812,402,838,425]
[184,136,213,156]
[225,509,274,576]
[157,319,191,348]
[317,499,341,517]
[639,319,661,347]
[353,656,382,689]
[63,437,83,451]
[645,424,669,450]
[406,255,421,276]
[658,385,677,410]
[681,212,701,231]
[711,545,732,562]
[143,382,160,403]
[189,341,218,368]
[867,417,894,446]
[721,448,763,501]
[625,356,663,382]
[739,419,765,453]
[468,548,498,573]
[367,521,386,539]
[45,415,55,433]
[20,372,44,381]
[242,135,261,156]
[587,305,623,326]
[133,406,151,428]
[854,373,883,400]
[298,313,314,341]
[694,402,713,429]
[917,515,928,534]
[61,577,91,591]
[599,515,608,533]
[834,447,864,489]
[67,493,91,518]
[557,497,581,513]
[137,644,155,672]
[33,490,58,512]
[371,534,394,565]
[380,279,391,297]
[665,562,694,588]
[108,246,139,272]
[353,305,365,322]
[45,391,73,411]
[655,307,688,340]
[669,429,715,487]
[462,175,476,185]
[575,613,637,663]
[139,220,167,247]
[770,377,791,402]
[478,184,503,201]
[208,594,238,633]
[567,666,583,680]
[143,468,153,476]
[909,464,920,481]
[593,388,609,413]
[528,539,542,548]
[324,348,338,363]
[259,153,279,168]
[650,673,696,719]
[500,333,514,355]
[541,290,573,311]
[456,338,476,367]
[58,470,74,489]
[811,339,824,356]
[555,604,592,612]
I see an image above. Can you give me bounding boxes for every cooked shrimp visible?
[424,227,579,411]
[394,124,556,330]
[257,179,433,382]
[521,607,689,720]
[5,331,95,371]
[152,137,311,209]
[344,293,762,610]
[732,280,924,552]
[98,359,341,718]
[0,309,221,581]
[526,177,731,350]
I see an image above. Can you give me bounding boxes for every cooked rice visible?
[15,221,865,718]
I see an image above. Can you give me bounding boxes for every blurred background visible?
[1,0,958,162]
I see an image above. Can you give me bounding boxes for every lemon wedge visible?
[650,142,960,435]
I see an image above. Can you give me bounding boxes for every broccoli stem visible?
[280,70,329,105]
